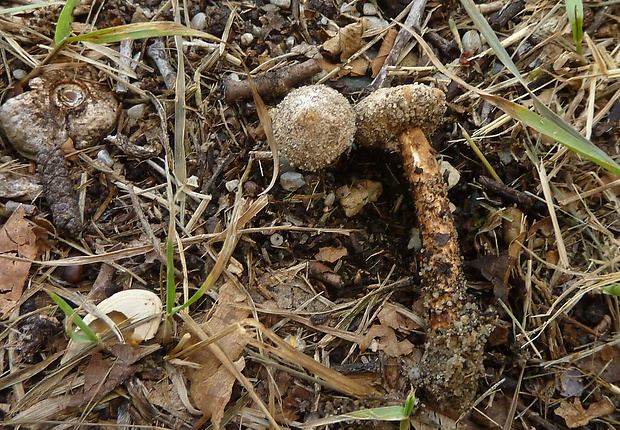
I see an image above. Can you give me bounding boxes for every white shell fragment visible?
[62,289,162,363]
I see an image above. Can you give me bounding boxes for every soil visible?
[1,1,620,429]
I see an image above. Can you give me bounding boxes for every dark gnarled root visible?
[37,146,82,237]
[399,128,492,411]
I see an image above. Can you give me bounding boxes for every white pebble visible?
[363,3,377,16]
[462,30,482,53]
[225,179,240,192]
[127,103,146,119]
[363,16,388,31]
[97,149,114,167]
[12,69,27,80]
[439,160,460,190]
[270,233,284,246]
[240,33,254,46]
[191,12,206,31]
[407,228,422,251]
[285,36,296,49]
[270,0,291,9]
[280,171,306,192]
[324,191,336,207]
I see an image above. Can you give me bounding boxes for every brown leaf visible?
[184,281,250,428]
[322,21,365,62]
[555,397,615,428]
[360,324,414,357]
[314,245,348,263]
[67,345,146,408]
[0,205,48,317]
[371,28,398,77]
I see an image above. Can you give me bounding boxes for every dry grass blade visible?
[458,0,620,176]
[179,313,281,429]
[242,320,379,398]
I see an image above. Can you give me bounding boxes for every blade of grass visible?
[54,0,79,44]
[66,21,221,44]
[405,2,620,177]
[483,94,620,175]
[165,239,176,315]
[566,0,584,54]
[0,2,64,15]
[47,291,98,344]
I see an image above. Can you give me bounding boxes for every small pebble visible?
[243,181,261,196]
[5,201,36,214]
[270,233,284,246]
[363,16,388,30]
[240,33,254,46]
[97,149,114,167]
[12,69,27,80]
[225,179,240,192]
[191,12,207,31]
[279,156,295,173]
[280,171,306,192]
[324,191,336,207]
[270,0,291,9]
[127,104,146,119]
[462,30,482,53]
[363,3,377,16]
[439,160,460,190]
[285,36,296,49]
[63,265,83,284]
[407,228,422,251]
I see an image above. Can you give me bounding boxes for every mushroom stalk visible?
[400,128,490,412]
[355,84,492,411]
[400,128,463,332]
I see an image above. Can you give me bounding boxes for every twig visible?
[368,0,427,91]
[224,59,321,103]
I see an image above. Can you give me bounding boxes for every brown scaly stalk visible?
[355,84,493,411]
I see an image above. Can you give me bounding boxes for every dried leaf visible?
[184,281,250,428]
[555,397,615,428]
[0,206,47,316]
[371,28,398,77]
[314,245,348,263]
[322,21,365,62]
[67,345,147,408]
[360,324,414,357]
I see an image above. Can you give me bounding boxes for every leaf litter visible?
[0,0,620,429]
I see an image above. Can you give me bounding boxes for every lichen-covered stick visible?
[355,84,492,411]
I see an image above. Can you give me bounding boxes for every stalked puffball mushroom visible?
[272,85,356,171]
[354,84,492,412]
[0,67,118,237]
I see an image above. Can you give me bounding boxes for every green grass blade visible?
[603,285,620,296]
[47,291,99,344]
[460,0,620,176]
[66,22,221,44]
[54,0,80,44]
[565,0,584,54]
[0,2,64,15]
[483,94,620,176]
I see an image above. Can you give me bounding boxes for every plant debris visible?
[1,0,620,428]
